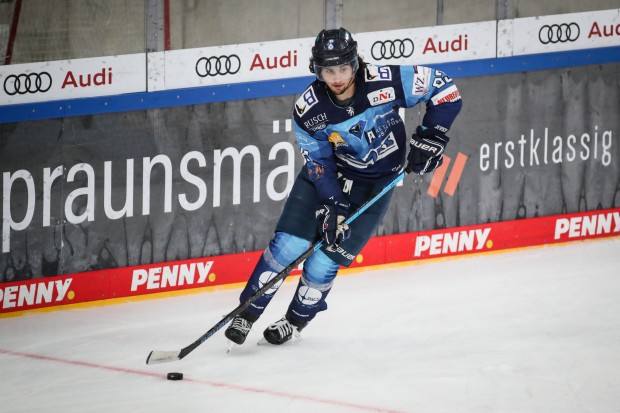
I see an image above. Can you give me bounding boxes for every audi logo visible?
[195,55,241,77]
[538,23,580,44]
[3,72,52,95]
[371,39,414,60]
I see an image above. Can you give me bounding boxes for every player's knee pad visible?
[268,232,311,266]
[301,249,339,285]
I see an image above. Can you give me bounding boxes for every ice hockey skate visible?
[224,315,254,351]
[259,316,307,345]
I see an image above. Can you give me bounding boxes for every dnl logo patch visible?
[367,87,395,106]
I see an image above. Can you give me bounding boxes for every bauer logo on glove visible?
[405,125,450,176]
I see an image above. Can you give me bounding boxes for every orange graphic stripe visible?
[427,155,451,198]
[444,153,468,196]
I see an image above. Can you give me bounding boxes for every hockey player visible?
[225,27,462,346]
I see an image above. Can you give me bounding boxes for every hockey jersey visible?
[292,63,462,205]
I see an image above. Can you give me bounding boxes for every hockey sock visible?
[286,249,339,327]
[286,276,332,328]
[239,232,310,320]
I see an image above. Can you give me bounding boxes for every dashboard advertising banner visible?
[1,62,618,290]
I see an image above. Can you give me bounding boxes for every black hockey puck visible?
[167,372,183,381]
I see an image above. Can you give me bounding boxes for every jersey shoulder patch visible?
[412,65,432,96]
[295,85,319,117]
[364,64,392,82]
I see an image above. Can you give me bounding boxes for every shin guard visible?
[286,277,333,328]
[239,248,285,321]
[239,232,310,320]
[286,249,339,327]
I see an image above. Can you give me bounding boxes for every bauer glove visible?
[316,200,351,246]
[405,125,450,175]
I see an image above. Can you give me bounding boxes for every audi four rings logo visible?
[538,23,580,44]
[371,39,414,60]
[3,72,53,95]
[195,55,241,77]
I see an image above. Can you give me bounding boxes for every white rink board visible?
[1,9,619,104]
[498,9,620,56]
[149,20,496,92]
[355,20,497,66]
[0,54,146,105]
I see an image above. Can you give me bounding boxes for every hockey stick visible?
[146,171,405,364]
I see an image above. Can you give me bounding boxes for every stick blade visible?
[146,350,181,365]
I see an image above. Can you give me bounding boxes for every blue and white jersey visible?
[293,63,462,204]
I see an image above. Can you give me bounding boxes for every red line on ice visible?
[0,348,405,413]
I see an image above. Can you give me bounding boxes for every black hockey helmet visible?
[310,27,359,77]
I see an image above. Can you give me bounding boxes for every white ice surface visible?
[1,238,619,413]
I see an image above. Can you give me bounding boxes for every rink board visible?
[1,207,618,314]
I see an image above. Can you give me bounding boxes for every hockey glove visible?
[405,125,450,175]
[316,201,351,246]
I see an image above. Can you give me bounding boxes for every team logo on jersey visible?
[328,132,348,148]
[348,120,367,140]
[365,64,392,82]
[295,86,318,117]
[337,132,399,169]
[367,87,395,106]
[412,66,431,96]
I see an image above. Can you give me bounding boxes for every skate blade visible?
[257,337,271,346]
[226,340,237,354]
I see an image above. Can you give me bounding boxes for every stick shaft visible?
[146,172,404,364]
